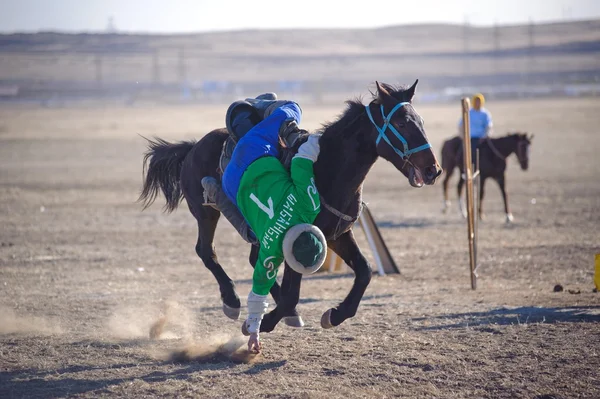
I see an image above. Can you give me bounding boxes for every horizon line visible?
[0,16,597,36]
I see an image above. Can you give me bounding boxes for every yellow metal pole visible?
[461,98,477,290]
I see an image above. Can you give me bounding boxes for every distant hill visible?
[1,19,599,56]
[0,19,598,102]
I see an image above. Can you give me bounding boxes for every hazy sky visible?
[1,0,599,33]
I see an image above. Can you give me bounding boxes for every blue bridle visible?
[365,102,431,159]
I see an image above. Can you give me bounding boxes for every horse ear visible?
[406,79,419,101]
[375,81,390,103]
[528,133,535,141]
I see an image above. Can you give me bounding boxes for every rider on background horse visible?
[458,93,494,164]
[201,95,327,353]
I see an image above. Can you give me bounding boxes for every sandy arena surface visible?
[1,97,599,398]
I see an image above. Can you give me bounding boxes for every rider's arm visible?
[266,102,302,126]
[246,102,303,145]
[484,110,493,137]
[289,135,321,219]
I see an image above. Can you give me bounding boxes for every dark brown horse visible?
[139,80,442,333]
[440,133,533,223]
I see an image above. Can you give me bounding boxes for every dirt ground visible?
[1,97,599,399]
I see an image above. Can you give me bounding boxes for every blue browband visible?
[365,102,431,159]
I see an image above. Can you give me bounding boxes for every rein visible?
[485,138,507,160]
[319,194,365,240]
[319,195,361,223]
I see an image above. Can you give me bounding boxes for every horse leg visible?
[193,210,242,319]
[457,174,467,218]
[259,265,303,333]
[321,229,372,328]
[495,175,513,223]
[442,163,454,213]
[478,177,486,220]
[280,265,304,327]
[247,245,304,328]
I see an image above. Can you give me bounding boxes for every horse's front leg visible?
[321,229,372,328]
[457,173,467,218]
[260,265,303,332]
[495,175,513,223]
[478,176,487,220]
[442,171,452,213]
[441,163,454,213]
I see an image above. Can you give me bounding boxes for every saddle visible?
[217,130,311,178]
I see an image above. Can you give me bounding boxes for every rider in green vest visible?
[202,96,326,353]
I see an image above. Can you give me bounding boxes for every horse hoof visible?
[283,316,305,328]
[241,321,250,336]
[442,200,450,214]
[223,304,241,320]
[506,213,514,223]
[321,309,334,329]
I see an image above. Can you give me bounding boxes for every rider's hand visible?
[248,332,261,354]
[295,133,321,163]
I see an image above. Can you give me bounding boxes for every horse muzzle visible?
[409,167,424,188]
[415,164,442,186]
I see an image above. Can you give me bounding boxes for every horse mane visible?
[318,83,415,137]
[318,98,367,140]
[491,132,523,144]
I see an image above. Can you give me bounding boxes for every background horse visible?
[441,132,533,223]
[139,80,441,333]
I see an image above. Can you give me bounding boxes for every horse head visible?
[365,79,442,188]
[514,132,533,171]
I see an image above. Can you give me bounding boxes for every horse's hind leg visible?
[320,229,372,329]
[194,209,241,319]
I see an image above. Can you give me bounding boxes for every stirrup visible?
[201,177,219,209]
[202,195,217,209]
[218,137,235,177]
[202,196,218,209]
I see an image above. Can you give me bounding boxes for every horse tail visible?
[138,136,196,213]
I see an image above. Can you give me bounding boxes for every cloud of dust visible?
[105,300,258,364]
[156,333,259,364]
[103,300,259,365]
[106,300,195,340]
[0,306,62,335]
